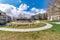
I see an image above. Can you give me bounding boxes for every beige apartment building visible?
[47,6,60,21]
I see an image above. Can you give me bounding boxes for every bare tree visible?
[47,0,60,13]
[47,0,60,21]
[47,0,55,6]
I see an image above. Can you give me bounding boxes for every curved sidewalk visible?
[52,22,60,24]
[0,23,53,32]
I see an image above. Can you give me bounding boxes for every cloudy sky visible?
[0,0,47,18]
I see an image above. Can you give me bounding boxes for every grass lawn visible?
[0,20,60,40]
[4,23,46,29]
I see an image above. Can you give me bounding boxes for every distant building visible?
[47,6,60,21]
[0,10,11,25]
[31,15,39,20]
[31,13,47,20]
[40,13,47,20]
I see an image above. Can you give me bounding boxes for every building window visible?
[0,13,1,15]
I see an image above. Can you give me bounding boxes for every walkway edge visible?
[0,23,53,32]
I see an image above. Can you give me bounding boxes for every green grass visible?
[0,20,60,40]
[4,23,46,29]
[41,20,60,32]
[45,22,60,32]
[0,29,60,40]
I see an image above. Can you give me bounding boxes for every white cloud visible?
[16,11,35,18]
[31,8,47,14]
[31,8,40,12]
[39,9,47,14]
[0,4,16,12]
[0,4,47,19]
[0,3,34,18]
[18,4,29,11]
[0,4,17,17]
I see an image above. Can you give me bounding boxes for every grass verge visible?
[4,23,46,29]
[0,20,60,40]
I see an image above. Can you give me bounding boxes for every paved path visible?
[52,22,60,24]
[0,23,53,32]
[0,23,52,32]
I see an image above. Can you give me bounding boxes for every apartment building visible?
[0,10,11,25]
[47,6,60,21]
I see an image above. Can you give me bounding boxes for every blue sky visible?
[0,0,47,18]
[0,0,47,11]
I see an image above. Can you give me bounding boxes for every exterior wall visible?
[0,11,11,25]
[47,6,60,21]
[49,15,60,21]
[48,14,60,21]
[0,12,6,24]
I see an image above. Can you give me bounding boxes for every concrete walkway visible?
[0,23,53,32]
[52,22,60,24]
